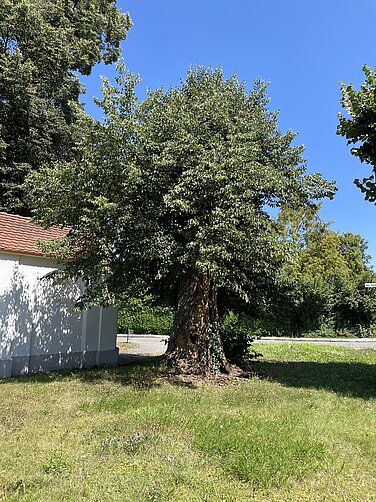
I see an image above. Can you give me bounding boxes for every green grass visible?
[0,344,375,501]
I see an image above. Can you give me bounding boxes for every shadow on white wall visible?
[0,259,117,377]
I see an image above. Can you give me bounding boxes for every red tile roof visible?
[0,212,69,257]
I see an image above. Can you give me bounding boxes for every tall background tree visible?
[338,65,376,203]
[27,66,335,374]
[0,0,131,215]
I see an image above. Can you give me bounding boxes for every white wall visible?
[0,252,118,377]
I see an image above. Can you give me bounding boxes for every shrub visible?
[220,311,262,367]
[118,297,174,336]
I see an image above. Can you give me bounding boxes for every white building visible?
[0,212,118,378]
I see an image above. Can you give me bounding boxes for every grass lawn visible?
[0,344,375,501]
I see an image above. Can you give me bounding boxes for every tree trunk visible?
[166,270,229,374]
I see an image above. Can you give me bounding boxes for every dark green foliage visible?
[220,311,262,366]
[329,273,376,336]
[226,273,376,339]
[263,280,365,338]
[261,277,330,337]
[118,297,173,336]
[0,0,131,214]
[338,65,376,203]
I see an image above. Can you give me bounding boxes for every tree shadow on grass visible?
[3,355,192,390]
[252,359,376,399]
[7,354,375,398]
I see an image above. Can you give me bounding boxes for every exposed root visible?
[163,351,254,386]
[164,348,229,376]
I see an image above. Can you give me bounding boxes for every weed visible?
[42,451,68,475]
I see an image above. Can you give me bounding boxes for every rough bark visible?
[166,270,229,374]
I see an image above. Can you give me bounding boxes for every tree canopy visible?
[338,65,376,203]
[27,65,335,373]
[0,0,131,215]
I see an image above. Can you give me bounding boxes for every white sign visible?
[365,283,376,288]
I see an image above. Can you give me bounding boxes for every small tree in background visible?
[27,66,335,374]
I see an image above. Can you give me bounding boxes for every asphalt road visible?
[117,335,376,358]
[118,335,168,357]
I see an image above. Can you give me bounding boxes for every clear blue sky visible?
[82,0,376,266]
